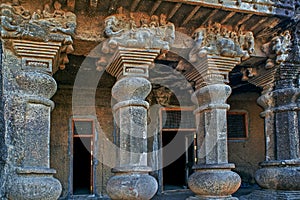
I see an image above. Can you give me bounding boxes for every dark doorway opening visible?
[73,137,92,195]
[71,119,95,195]
[162,131,194,191]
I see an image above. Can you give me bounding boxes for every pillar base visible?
[106,166,158,200]
[255,160,300,190]
[7,167,62,200]
[188,164,241,199]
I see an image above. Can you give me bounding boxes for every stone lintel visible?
[106,47,160,78]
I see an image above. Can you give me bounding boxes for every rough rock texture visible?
[1,46,62,200]
[0,1,77,198]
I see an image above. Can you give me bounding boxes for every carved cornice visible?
[189,23,255,63]
[0,1,76,71]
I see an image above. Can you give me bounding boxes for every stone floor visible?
[65,185,259,199]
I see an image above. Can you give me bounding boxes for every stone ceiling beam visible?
[163,0,294,17]
[201,9,218,25]
[236,14,253,27]
[220,11,236,24]
[130,0,141,11]
[249,17,268,31]
[182,5,201,26]
[150,0,162,15]
[255,18,280,38]
[168,2,182,20]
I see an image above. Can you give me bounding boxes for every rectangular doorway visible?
[159,108,196,191]
[71,118,95,195]
[162,131,195,191]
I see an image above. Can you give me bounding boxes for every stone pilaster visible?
[2,39,68,200]
[106,47,159,200]
[0,2,76,199]
[187,55,241,200]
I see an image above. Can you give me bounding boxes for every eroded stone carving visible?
[262,30,292,69]
[1,1,76,41]
[189,23,255,63]
[0,1,76,70]
[96,8,175,71]
[104,11,174,50]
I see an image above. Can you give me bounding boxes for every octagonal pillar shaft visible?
[106,47,159,200]
[187,55,241,200]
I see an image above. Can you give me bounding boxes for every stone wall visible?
[228,92,265,185]
[51,85,115,198]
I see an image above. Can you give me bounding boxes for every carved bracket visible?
[96,8,175,71]
[261,30,292,69]
[189,23,255,63]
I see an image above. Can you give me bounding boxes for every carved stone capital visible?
[189,23,255,63]
[106,47,160,78]
[0,1,76,41]
[1,1,76,70]
[185,55,240,88]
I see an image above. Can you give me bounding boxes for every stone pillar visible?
[251,65,300,199]
[187,55,241,200]
[241,28,300,199]
[106,48,159,200]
